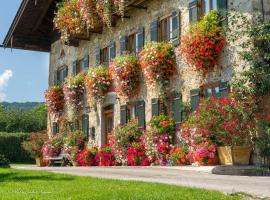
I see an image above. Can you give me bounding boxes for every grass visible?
[0,168,241,200]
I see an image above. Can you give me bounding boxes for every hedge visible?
[0,132,32,162]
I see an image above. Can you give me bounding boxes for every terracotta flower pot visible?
[217,146,252,165]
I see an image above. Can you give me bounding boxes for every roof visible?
[2,0,59,52]
[2,0,147,52]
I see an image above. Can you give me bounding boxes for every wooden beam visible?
[128,5,147,10]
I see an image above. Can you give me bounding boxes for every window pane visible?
[191,7,198,22]
[204,0,210,14]
[213,0,218,10]
[207,88,212,97]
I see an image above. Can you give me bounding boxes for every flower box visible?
[217,146,252,165]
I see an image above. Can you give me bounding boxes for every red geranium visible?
[45,85,65,116]
[127,143,150,166]
[77,147,99,166]
[99,145,116,166]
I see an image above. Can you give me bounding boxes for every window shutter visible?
[82,115,89,136]
[190,89,200,112]
[120,105,128,125]
[95,48,101,66]
[150,20,159,42]
[151,98,160,117]
[63,65,68,82]
[53,69,58,85]
[189,0,198,23]
[172,92,182,125]
[109,42,116,61]
[90,127,96,140]
[120,36,127,55]
[52,122,58,135]
[170,11,180,45]
[83,55,89,71]
[136,27,145,54]
[72,61,77,76]
[135,101,145,129]
[218,0,228,20]
[219,81,229,97]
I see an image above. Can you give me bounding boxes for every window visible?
[135,101,145,129]
[101,47,109,66]
[52,122,59,135]
[150,11,180,44]
[72,60,81,76]
[127,34,136,54]
[54,65,68,84]
[189,0,227,23]
[82,114,89,137]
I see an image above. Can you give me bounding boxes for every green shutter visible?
[120,105,128,125]
[190,89,200,112]
[219,81,229,97]
[63,65,68,81]
[218,0,228,20]
[189,0,198,23]
[136,101,145,129]
[53,69,58,85]
[82,115,89,137]
[136,27,144,54]
[151,98,160,117]
[172,92,182,124]
[170,11,180,45]
[120,36,127,55]
[150,20,159,42]
[72,61,77,76]
[109,42,116,61]
[52,122,58,135]
[95,48,101,66]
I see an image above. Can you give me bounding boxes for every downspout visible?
[261,0,265,21]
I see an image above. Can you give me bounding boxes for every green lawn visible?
[0,169,241,200]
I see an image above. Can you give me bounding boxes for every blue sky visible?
[0,0,49,103]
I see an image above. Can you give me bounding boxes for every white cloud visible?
[0,70,13,102]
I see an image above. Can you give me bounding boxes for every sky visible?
[0,0,49,103]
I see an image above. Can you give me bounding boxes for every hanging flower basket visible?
[45,85,65,116]
[63,73,85,119]
[110,54,141,99]
[84,66,112,105]
[179,10,226,77]
[140,42,176,92]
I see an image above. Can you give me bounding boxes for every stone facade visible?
[48,0,270,147]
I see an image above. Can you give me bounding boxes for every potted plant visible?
[65,130,87,166]
[22,130,48,166]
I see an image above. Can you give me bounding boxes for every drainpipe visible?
[261,0,265,21]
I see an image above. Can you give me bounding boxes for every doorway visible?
[103,105,114,144]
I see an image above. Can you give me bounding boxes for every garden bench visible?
[46,151,66,167]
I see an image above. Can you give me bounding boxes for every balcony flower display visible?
[179,10,225,76]
[110,55,141,99]
[169,147,190,166]
[76,147,99,166]
[63,73,85,120]
[127,143,150,166]
[53,0,85,42]
[99,145,116,166]
[45,85,65,117]
[84,66,112,106]
[78,0,100,31]
[140,42,176,93]
[179,97,257,165]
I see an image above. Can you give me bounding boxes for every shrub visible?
[22,130,48,159]
[179,10,225,76]
[0,154,10,168]
[169,147,190,166]
[127,143,150,166]
[0,132,32,162]
[77,147,99,166]
[110,54,141,99]
[99,145,116,166]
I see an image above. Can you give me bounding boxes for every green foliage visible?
[148,114,175,135]
[0,104,47,133]
[114,120,142,149]
[65,130,87,149]
[0,102,44,111]
[22,130,48,158]
[0,169,241,200]
[0,132,32,162]
[0,154,10,168]
[257,123,270,161]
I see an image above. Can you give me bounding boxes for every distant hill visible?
[0,102,44,111]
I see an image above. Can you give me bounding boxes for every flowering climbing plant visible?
[63,73,85,119]
[140,42,176,91]
[84,66,112,104]
[179,10,226,76]
[45,85,65,116]
[110,55,141,99]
